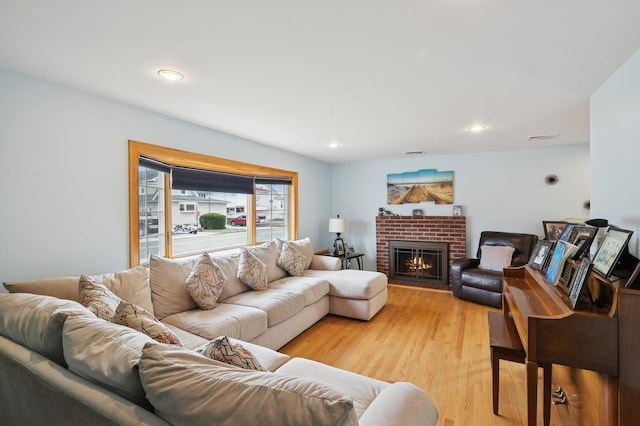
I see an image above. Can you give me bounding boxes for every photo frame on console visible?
[568,257,593,310]
[334,238,346,256]
[528,240,554,271]
[543,221,568,242]
[592,227,633,277]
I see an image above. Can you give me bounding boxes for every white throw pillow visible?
[115,301,183,346]
[78,275,122,321]
[478,245,516,272]
[277,237,314,270]
[277,242,307,276]
[237,248,268,290]
[196,335,266,371]
[184,253,227,309]
[139,343,358,426]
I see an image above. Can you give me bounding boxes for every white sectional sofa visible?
[0,238,438,425]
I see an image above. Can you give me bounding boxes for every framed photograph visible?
[568,257,593,310]
[452,205,462,216]
[592,227,633,277]
[528,240,554,271]
[545,241,578,286]
[334,238,346,256]
[412,209,423,216]
[543,221,568,242]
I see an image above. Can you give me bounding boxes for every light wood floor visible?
[280,284,577,426]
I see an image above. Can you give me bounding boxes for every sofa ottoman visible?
[303,269,388,320]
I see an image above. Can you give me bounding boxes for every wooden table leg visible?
[543,363,552,426]
[526,360,538,426]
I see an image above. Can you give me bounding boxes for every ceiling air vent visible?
[527,134,560,142]
[403,150,425,155]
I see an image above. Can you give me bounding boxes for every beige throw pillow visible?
[78,275,122,321]
[478,245,516,272]
[184,253,227,309]
[277,242,306,276]
[139,343,358,426]
[237,248,268,290]
[115,301,182,346]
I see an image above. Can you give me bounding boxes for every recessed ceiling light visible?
[468,124,487,132]
[157,69,184,81]
[328,141,342,149]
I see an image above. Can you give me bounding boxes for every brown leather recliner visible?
[451,231,538,308]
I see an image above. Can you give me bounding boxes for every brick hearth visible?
[376,215,466,286]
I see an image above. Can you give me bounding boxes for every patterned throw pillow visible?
[237,248,268,290]
[197,336,266,371]
[115,301,183,346]
[78,275,122,321]
[184,253,227,309]
[277,242,306,276]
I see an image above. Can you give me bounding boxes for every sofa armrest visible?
[358,382,438,426]
[309,255,341,271]
[450,257,479,297]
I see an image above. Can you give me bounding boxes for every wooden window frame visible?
[128,140,298,267]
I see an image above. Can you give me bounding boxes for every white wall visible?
[332,144,590,269]
[0,69,333,282]
[590,47,640,257]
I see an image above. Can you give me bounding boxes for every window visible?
[129,140,298,266]
[179,202,198,212]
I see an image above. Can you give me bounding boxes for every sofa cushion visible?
[149,255,199,320]
[184,253,227,309]
[277,242,307,276]
[213,251,250,301]
[246,240,287,282]
[268,275,330,306]
[62,314,154,408]
[161,303,268,342]
[3,276,81,301]
[139,343,358,426]
[78,275,122,321]
[0,293,91,366]
[222,289,305,327]
[277,237,314,270]
[196,335,266,371]
[237,248,268,290]
[115,301,182,346]
[3,265,153,314]
[478,245,516,271]
[277,357,388,419]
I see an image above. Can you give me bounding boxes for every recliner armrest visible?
[450,258,479,297]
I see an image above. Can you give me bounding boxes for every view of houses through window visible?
[131,141,296,266]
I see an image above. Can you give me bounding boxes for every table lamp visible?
[329,215,348,254]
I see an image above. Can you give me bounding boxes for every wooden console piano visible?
[501,265,640,425]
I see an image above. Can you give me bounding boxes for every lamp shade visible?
[329,218,348,234]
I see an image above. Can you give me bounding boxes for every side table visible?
[329,252,364,270]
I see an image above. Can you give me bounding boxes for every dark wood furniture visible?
[501,265,639,426]
[488,311,526,415]
[329,252,364,270]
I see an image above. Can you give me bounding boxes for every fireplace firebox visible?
[389,240,448,286]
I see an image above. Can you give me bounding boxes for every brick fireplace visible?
[376,215,466,287]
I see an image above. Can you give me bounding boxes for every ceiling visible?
[2,1,640,164]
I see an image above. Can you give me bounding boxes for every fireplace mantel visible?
[375,215,466,286]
